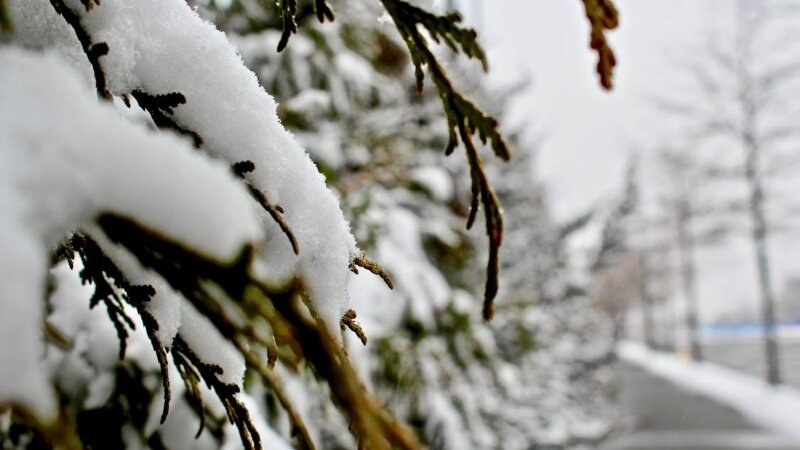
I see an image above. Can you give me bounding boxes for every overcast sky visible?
[468,0,800,323]
[478,0,711,219]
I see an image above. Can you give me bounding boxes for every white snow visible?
[0,237,54,418]
[410,166,454,202]
[46,260,161,413]
[10,0,360,330]
[424,390,472,450]
[618,340,800,440]
[376,207,450,326]
[333,52,374,97]
[0,49,263,260]
[0,47,264,418]
[284,89,333,114]
[86,230,185,347]
[234,394,294,450]
[178,300,246,386]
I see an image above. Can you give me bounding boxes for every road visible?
[600,362,800,450]
[702,338,800,388]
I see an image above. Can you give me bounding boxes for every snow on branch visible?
[9,0,359,328]
[3,0,429,446]
[0,47,262,420]
[63,233,174,424]
[96,213,420,450]
[0,0,600,446]
[250,0,514,321]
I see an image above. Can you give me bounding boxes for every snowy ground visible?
[617,341,800,442]
[702,338,800,389]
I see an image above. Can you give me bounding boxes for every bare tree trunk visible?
[666,293,678,352]
[744,136,781,384]
[637,252,655,349]
[676,201,702,361]
[734,0,781,385]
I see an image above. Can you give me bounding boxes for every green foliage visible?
[66,234,174,424]
[375,338,420,393]
[243,0,513,321]
[379,0,510,320]
[0,0,11,33]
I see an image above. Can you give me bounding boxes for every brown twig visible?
[340,309,368,345]
[351,255,394,289]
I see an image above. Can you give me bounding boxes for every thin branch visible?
[172,336,261,450]
[48,0,111,100]
[232,160,300,255]
[172,346,207,438]
[277,0,298,52]
[69,234,173,423]
[380,0,509,320]
[340,309,368,345]
[351,254,394,289]
[276,0,335,51]
[313,0,334,23]
[130,90,204,147]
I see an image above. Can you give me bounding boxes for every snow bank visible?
[618,340,800,440]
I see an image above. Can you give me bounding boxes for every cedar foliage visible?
[581,0,619,90]
[0,0,619,448]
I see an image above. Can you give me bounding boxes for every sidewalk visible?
[601,343,800,450]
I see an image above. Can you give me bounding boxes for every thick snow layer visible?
[0,49,262,259]
[9,0,359,328]
[86,0,354,324]
[0,48,262,418]
[618,340,800,440]
[0,232,52,418]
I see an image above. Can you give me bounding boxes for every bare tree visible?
[661,0,800,384]
[591,158,647,343]
[591,252,640,340]
[658,149,705,360]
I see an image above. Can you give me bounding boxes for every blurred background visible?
[476,1,800,448]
